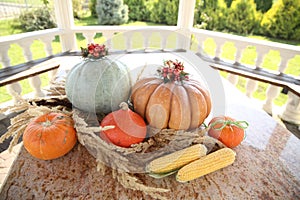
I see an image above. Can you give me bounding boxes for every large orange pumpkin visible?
[131,77,211,130]
[23,113,77,160]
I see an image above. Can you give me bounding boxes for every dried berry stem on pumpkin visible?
[157,59,189,84]
[81,43,108,59]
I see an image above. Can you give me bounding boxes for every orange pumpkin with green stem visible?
[23,113,77,160]
[208,116,249,148]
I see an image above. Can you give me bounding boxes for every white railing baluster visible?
[227,74,239,86]
[245,47,269,98]
[195,35,206,55]
[245,78,257,98]
[102,31,115,50]
[82,31,96,44]
[226,42,249,86]
[234,43,247,65]
[281,86,300,125]
[41,36,57,82]
[19,40,33,60]
[0,45,23,103]
[160,31,170,49]
[214,38,225,60]
[142,31,152,49]
[262,53,294,114]
[263,84,280,114]
[123,32,133,50]
[19,40,45,98]
[40,37,54,56]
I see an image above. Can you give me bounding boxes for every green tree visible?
[261,0,300,40]
[149,0,179,25]
[194,0,228,31]
[73,0,85,19]
[225,0,260,34]
[89,0,97,17]
[96,0,128,25]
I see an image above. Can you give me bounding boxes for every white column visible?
[53,0,77,51]
[176,0,196,49]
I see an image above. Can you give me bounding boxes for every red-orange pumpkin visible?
[100,102,147,148]
[23,113,77,160]
[131,77,211,130]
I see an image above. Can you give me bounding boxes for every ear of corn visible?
[146,144,207,174]
[176,148,236,183]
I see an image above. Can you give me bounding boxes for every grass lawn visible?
[0,16,299,106]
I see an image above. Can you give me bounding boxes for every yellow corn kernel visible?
[146,144,207,174]
[176,148,236,182]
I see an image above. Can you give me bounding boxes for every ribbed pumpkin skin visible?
[23,113,77,160]
[65,57,131,114]
[131,78,211,130]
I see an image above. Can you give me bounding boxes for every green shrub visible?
[261,0,300,40]
[149,0,179,25]
[123,0,150,21]
[96,0,128,25]
[165,0,179,25]
[19,7,56,32]
[255,0,272,13]
[225,0,260,35]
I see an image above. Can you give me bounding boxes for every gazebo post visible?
[53,0,77,51]
[176,0,196,49]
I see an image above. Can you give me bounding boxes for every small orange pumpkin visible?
[131,73,211,130]
[208,116,248,148]
[23,113,77,160]
[100,102,147,148]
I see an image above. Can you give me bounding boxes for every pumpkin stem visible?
[209,120,249,131]
[119,102,129,110]
[42,120,52,127]
[100,125,115,131]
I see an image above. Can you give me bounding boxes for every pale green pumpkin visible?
[65,57,132,114]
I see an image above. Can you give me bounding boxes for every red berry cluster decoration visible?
[81,43,108,59]
[158,59,189,83]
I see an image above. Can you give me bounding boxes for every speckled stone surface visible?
[0,53,299,199]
